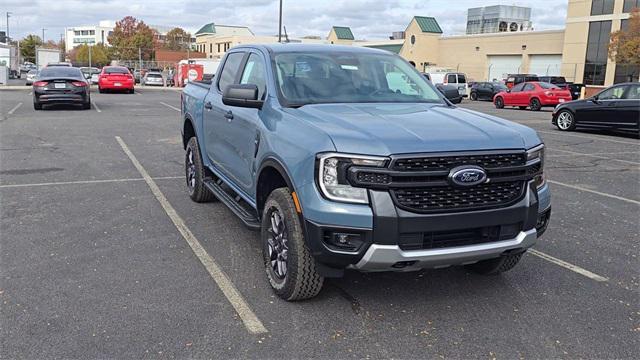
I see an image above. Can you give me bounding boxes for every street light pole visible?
[42,28,47,43]
[278,0,283,43]
[6,12,11,40]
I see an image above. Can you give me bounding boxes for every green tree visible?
[609,8,640,65]
[20,34,43,63]
[73,44,111,66]
[164,27,191,51]
[107,16,156,61]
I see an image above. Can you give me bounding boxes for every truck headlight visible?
[318,153,388,204]
[527,144,545,189]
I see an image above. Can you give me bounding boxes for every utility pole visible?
[88,45,92,68]
[6,12,12,75]
[138,47,142,70]
[278,0,283,43]
[6,12,11,40]
[42,28,47,43]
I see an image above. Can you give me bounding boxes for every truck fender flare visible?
[182,115,197,149]
[257,157,296,193]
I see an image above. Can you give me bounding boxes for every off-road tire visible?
[262,188,324,301]
[494,96,504,109]
[465,252,524,275]
[185,137,216,203]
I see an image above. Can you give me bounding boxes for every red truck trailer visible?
[175,63,204,87]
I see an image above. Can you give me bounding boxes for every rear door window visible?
[457,74,466,83]
[624,85,640,99]
[523,83,536,91]
[218,52,246,92]
[446,74,457,84]
[598,85,627,100]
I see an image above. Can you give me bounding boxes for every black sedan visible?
[33,67,91,110]
[552,82,639,136]
[469,82,507,101]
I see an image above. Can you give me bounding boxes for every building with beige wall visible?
[327,26,355,45]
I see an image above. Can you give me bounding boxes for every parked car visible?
[552,82,640,136]
[90,73,100,85]
[436,83,462,103]
[494,82,572,111]
[19,62,37,76]
[425,72,468,98]
[538,76,583,100]
[45,62,73,67]
[25,69,39,85]
[32,66,90,110]
[142,71,164,86]
[505,74,539,89]
[470,82,508,101]
[98,66,135,93]
[80,67,100,81]
[181,44,551,301]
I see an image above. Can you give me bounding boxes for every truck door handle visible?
[204,102,213,110]
[224,111,234,121]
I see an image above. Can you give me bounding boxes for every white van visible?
[425,72,468,98]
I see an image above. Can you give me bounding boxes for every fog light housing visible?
[536,209,551,237]
[323,232,364,252]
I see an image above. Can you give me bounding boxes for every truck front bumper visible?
[303,180,550,275]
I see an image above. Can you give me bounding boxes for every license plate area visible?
[54,83,66,89]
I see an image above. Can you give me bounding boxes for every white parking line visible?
[93,101,102,113]
[160,102,180,112]
[553,148,640,166]
[0,176,182,189]
[115,136,267,334]
[538,130,639,146]
[8,102,23,115]
[547,180,640,205]
[528,249,608,282]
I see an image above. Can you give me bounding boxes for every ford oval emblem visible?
[449,166,488,187]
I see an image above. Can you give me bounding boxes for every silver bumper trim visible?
[352,228,538,272]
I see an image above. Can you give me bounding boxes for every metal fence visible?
[70,60,179,70]
[429,63,581,83]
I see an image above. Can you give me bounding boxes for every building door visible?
[487,55,522,82]
[529,54,562,76]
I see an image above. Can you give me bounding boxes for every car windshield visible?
[538,82,560,89]
[274,51,443,106]
[492,83,507,89]
[39,67,83,78]
[105,67,129,74]
[147,74,162,78]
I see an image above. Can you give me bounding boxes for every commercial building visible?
[65,21,115,52]
[466,5,533,34]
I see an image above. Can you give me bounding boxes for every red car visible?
[493,82,572,111]
[98,66,135,94]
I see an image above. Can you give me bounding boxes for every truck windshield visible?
[274,52,443,106]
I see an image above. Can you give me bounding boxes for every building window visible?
[217,43,221,52]
[583,20,612,85]
[591,0,614,15]
[210,43,213,53]
[623,0,640,12]
[410,35,416,45]
[89,30,95,35]
[613,18,639,83]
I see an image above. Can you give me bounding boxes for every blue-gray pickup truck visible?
[181,44,551,301]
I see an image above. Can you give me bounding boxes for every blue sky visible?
[1,0,568,41]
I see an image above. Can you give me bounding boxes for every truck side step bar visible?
[203,179,261,230]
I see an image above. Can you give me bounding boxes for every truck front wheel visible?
[261,188,323,301]
[185,137,216,203]
[465,252,524,275]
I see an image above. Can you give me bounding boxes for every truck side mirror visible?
[222,84,263,109]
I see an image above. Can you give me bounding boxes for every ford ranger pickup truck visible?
[181,44,551,301]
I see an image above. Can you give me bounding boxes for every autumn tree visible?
[107,16,156,61]
[609,8,640,65]
[19,34,43,63]
[164,27,191,51]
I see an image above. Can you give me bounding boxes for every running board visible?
[203,179,261,230]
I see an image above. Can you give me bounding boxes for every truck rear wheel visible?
[185,137,216,203]
[261,188,323,301]
[465,252,524,275]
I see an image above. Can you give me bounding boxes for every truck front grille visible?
[392,153,526,171]
[391,181,525,213]
[398,223,522,250]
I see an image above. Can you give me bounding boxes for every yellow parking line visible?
[115,136,268,334]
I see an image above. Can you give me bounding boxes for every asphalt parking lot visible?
[1,88,638,358]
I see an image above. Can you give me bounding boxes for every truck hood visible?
[289,103,541,155]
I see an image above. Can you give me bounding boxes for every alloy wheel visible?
[266,208,289,280]
[185,147,196,192]
[557,111,573,130]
